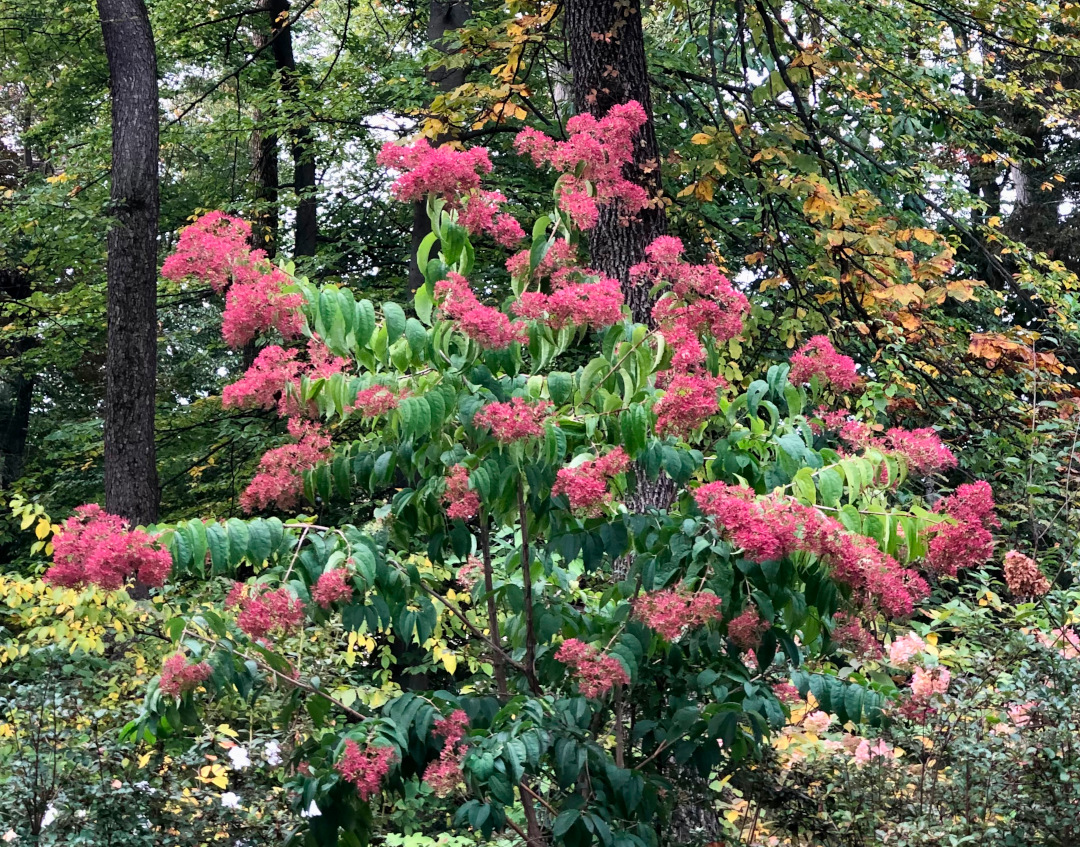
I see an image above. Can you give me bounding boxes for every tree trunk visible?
[0,268,34,490]
[98,0,161,526]
[268,0,317,257]
[408,0,472,293]
[566,0,666,323]
[250,4,280,258]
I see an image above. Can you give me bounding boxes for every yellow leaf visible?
[442,653,458,675]
[20,512,34,530]
[912,228,937,244]
[35,519,51,540]
[691,133,712,145]
[138,752,152,768]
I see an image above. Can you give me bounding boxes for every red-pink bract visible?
[239,420,330,513]
[727,606,770,651]
[552,448,630,513]
[312,568,354,609]
[228,583,306,639]
[788,336,860,391]
[336,740,397,801]
[160,652,213,697]
[423,710,470,797]
[434,272,528,350]
[444,464,481,521]
[633,587,722,640]
[555,638,630,698]
[473,397,553,443]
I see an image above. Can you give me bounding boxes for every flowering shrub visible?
[27,105,1017,847]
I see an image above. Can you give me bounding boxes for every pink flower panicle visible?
[423,710,470,797]
[459,190,526,247]
[515,102,650,231]
[350,384,402,417]
[222,345,303,415]
[694,483,929,617]
[377,140,492,204]
[221,268,304,349]
[444,464,481,521]
[514,275,624,331]
[803,710,833,734]
[240,420,331,513]
[654,374,727,437]
[924,481,998,577]
[228,583,306,639]
[727,606,770,652]
[555,638,630,698]
[336,740,397,801]
[46,504,172,590]
[910,666,950,700]
[161,212,253,292]
[457,557,484,591]
[788,336,859,391]
[853,737,893,766]
[831,612,882,659]
[885,428,958,476]
[552,448,630,514]
[888,632,926,667]
[159,652,213,698]
[312,568,354,609]
[435,272,528,350]
[633,586,722,641]
[1003,550,1050,597]
[473,397,553,444]
[773,682,802,704]
[1037,627,1080,659]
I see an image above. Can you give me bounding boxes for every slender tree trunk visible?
[268,0,317,256]
[250,3,280,258]
[566,0,675,517]
[566,0,666,323]
[97,0,160,526]
[0,268,34,490]
[408,0,471,292]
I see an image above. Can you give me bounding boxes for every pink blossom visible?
[473,397,552,443]
[555,638,630,698]
[221,269,304,348]
[924,521,993,577]
[853,737,893,766]
[312,569,353,609]
[515,102,650,231]
[240,420,330,513]
[885,427,957,476]
[227,583,306,639]
[336,740,396,801]
[161,212,254,292]
[552,448,630,513]
[423,710,470,797]
[939,480,998,528]
[506,239,579,281]
[803,711,832,734]
[633,586,722,640]
[773,682,802,704]
[434,272,528,350]
[458,190,525,247]
[1003,550,1050,597]
[377,140,492,204]
[788,336,859,391]
[654,373,725,436]
[831,612,882,658]
[727,606,770,651]
[457,556,484,591]
[159,652,213,697]
[222,346,303,415]
[910,666,950,699]
[444,464,481,521]
[514,276,624,330]
[46,504,172,590]
[350,385,402,417]
[888,632,926,667]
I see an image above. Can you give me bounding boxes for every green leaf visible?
[746,380,769,417]
[414,283,435,326]
[553,810,581,838]
[246,518,273,564]
[548,371,574,406]
[226,518,250,567]
[355,299,377,348]
[817,467,844,506]
[206,523,229,575]
[404,318,428,355]
[383,302,406,344]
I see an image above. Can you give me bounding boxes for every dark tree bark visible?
[268,0,317,257]
[566,0,667,324]
[97,0,161,526]
[0,269,34,490]
[250,4,281,258]
[408,0,471,293]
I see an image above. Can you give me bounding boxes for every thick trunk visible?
[98,0,160,526]
[250,6,281,258]
[0,268,34,490]
[269,0,317,257]
[566,0,666,323]
[408,0,471,293]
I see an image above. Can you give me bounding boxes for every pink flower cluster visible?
[653,373,727,437]
[514,273,624,331]
[336,740,397,801]
[887,632,926,667]
[239,419,331,513]
[727,606,770,651]
[788,336,859,391]
[423,710,470,797]
[159,652,213,698]
[350,384,403,417]
[628,238,749,437]
[1037,627,1080,659]
[803,711,833,734]
[377,140,523,246]
[473,397,552,443]
[924,481,997,577]
[853,737,893,766]
[838,421,958,477]
[552,448,630,514]
[456,556,484,591]
[222,345,304,415]
[227,582,306,639]
[435,272,528,350]
[633,586,722,640]
[162,212,304,348]
[515,102,650,230]
[1003,550,1050,597]
[444,464,481,521]
[773,682,802,704]
[555,638,630,698]
[831,611,882,658]
[46,504,172,590]
[910,666,950,700]
[694,483,929,617]
[312,568,354,609]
